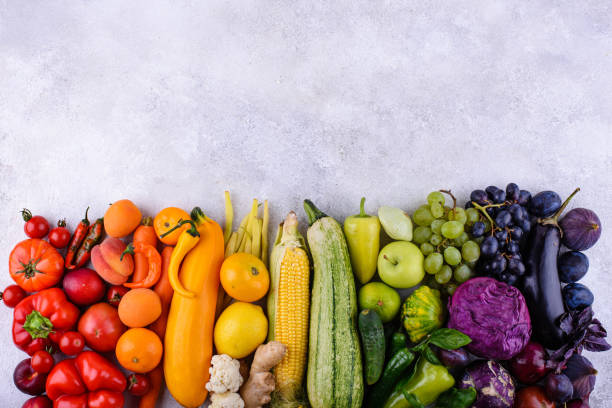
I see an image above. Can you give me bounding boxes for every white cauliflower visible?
[210,392,244,408]
[206,354,244,394]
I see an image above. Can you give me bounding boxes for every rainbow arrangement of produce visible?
[4,184,607,408]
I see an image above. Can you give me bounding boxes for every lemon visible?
[214,302,268,359]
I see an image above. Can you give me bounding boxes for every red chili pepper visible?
[65,208,90,270]
[121,242,162,289]
[72,217,104,269]
[46,351,126,407]
[12,288,80,355]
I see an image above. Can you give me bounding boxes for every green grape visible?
[413,226,432,244]
[427,191,445,206]
[420,242,434,256]
[446,283,458,295]
[447,208,467,224]
[454,263,473,283]
[483,220,492,233]
[435,265,452,284]
[473,236,485,245]
[466,260,478,269]
[461,240,480,263]
[424,253,443,274]
[413,206,434,226]
[466,207,480,226]
[430,202,444,218]
[431,219,445,234]
[441,221,464,239]
[429,233,442,246]
[444,246,462,266]
[452,232,469,246]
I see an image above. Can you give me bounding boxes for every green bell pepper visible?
[343,197,380,284]
[383,357,455,408]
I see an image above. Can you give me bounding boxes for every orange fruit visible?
[104,199,142,238]
[115,327,162,373]
[220,253,270,302]
[118,288,161,328]
[154,207,191,245]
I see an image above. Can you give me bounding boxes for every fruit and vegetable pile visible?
[3,184,608,408]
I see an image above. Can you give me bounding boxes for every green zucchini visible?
[359,309,385,385]
[366,348,416,408]
[304,199,363,408]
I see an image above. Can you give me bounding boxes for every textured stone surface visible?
[1,1,611,406]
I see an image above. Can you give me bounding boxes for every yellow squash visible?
[164,208,225,407]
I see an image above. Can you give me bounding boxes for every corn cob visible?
[267,212,310,406]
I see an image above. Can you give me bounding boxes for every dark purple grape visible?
[470,190,488,205]
[479,259,494,275]
[437,348,470,369]
[510,227,523,241]
[471,221,485,237]
[506,240,520,254]
[486,186,506,203]
[494,229,508,242]
[509,203,524,223]
[545,373,573,403]
[486,207,496,217]
[500,272,511,281]
[520,219,532,234]
[506,183,520,202]
[529,191,562,217]
[506,274,518,286]
[518,190,532,206]
[508,256,526,276]
[495,210,512,228]
[558,251,589,283]
[481,236,499,258]
[491,253,507,274]
[464,201,474,209]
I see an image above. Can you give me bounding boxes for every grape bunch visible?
[412,190,482,295]
[467,183,533,286]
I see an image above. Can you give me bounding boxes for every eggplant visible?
[522,188,580,349]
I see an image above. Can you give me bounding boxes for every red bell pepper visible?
[46,351,126,408]
[13,288,80,355]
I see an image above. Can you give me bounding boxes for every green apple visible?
[358,282,401,323]
[377,241,424,288]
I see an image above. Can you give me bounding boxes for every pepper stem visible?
[303,200,327,226]
[358,197,367,217]
[23,310,54,339]
[120,243,135,261]
[160,219,200,238]
[190,207,207,226]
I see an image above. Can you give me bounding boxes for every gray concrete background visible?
[1,1,611,406]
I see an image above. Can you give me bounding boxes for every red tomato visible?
[48,220,71,249]
[78,303,126,352]
[22,395,52,408]
[62,268,105,306]
[515,386,555,408]
[59,332,85,356]
[127,373,151,396]
[30,350,54,374]
[106,285,130,307]
[9,239,64,292]
[1,285,27,307]
[22,209,50,239]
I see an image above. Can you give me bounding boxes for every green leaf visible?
[423,345,441,365]
[402,392,425,408]
[435,387,477,408]
[429,328,471,350]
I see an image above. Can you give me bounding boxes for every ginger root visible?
[240,341,287,408]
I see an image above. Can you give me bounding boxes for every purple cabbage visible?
[448,277,531,359]
[459,360,515,408]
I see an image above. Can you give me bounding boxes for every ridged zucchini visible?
[304,199,363,408]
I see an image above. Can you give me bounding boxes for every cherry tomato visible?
[1,285,27,307]
[59,331,85,356]
[22,395,52,408]
[30,350,54,374]
[48,220,71,249]
[21,209,50,239]
[128,373,151,396]
[106,285,130,307]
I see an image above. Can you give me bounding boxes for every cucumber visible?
[366,348,415,408]
[304,200,363,408]
[359,309,385,385]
